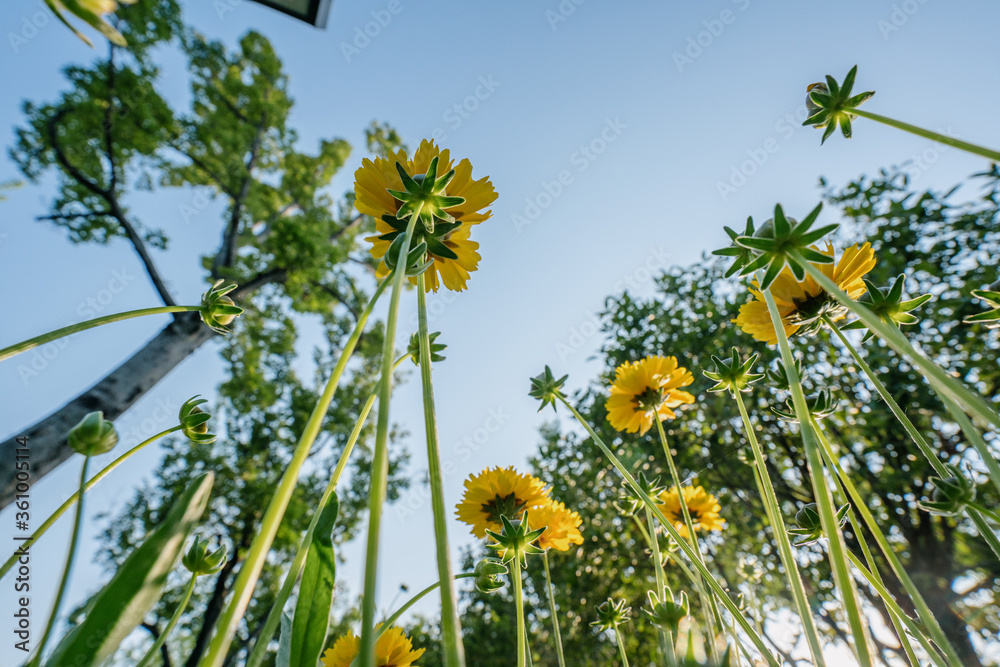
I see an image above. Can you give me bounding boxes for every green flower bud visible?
[643,588,688,633]
[68,411,118,456]
[802,65,875,144]
[529,366,568,413]
[474,557,508,594]
[771,390,838,423]
[617,471,665,517]
[179,396,217,445]
[842,274,932,341]
[703,348,764,397]
[788,502,850,546]
[201,280,244,335]
[408,331,447,366]
[919,465,976,517]
[485,511,546,567]
[591,597,631,632]
[182,535,228,576]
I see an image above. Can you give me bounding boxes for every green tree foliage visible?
[445,170,1000,667]
[10,2,416,664]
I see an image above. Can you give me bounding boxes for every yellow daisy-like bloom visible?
[354,139,497,292]
[733,242,876,345]
[606,356,696,435]
[455,467,550,539]
[321,626,424,667]
[529,499,584,552]
[656,486,724,539]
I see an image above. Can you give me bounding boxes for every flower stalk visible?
[760,285,874,666]
[358,216,419,667]
[849,108,1000,163]
[0,425,181,581]
[416,272,465,667]
[555,395,781,667]
[136,575,197,667]
[541,551,568,667]
[789,249,1000,430]
[200,274,392,667]
[732,390,827,666]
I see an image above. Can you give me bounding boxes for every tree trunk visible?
[0,312,215,509]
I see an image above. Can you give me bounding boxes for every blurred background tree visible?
[428,169,1000,667]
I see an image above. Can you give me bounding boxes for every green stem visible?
[30,455,91,666]
[792,250,1000,432]
[379,573,477,635]
[844,550,950,667]
[812,420,962,667]
[939,392,1000,501]
[137,575,197,667]
[850,109,1000,163]
[613,626,630,667]
[0,306,202,363]
[415,272,464,667]
[733,391,827,667]
[653,418,723,651]
[513,555,527,667]
[824,316,949,478]
[843,502,922,666]
[0,425,180,581]
[541,551,568,667]
[760,286,873,666]
[199,273,392,667]
[358,216,418,667]
[643,508,674,666]
[968,509,1000,561]
[246,356,410,667]
[969,503,1000,526]
[557,396,780,667]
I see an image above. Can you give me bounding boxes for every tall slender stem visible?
[30,455,91,666]
[379,573,477,635]
[0,306,202,363]
[968,510,1000,561]
[653,418,723,650]
[541,551,568,667]
[760,286,873,666]
[733,391,827,666]
[415,272,464,667]
[850,108,1000,163]
[0,425,181,581]
[557,396,780,667]
[246,356,410,667]
[939,392,1000,500]
[613,626,630,667]
[513,556,527,667]
[200,273,392,667]
[791,250,1000,431]
[643,508,674,665]
[137,575,197,667]
[812,420,962,667]
[824,316,948,478]
[358,216,418,667]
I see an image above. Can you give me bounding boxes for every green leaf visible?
[289,494,340,667]
[44,473,214,667]
[277,612,293,667]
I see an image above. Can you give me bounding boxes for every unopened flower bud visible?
[183,535,228,576]
[68,411,118,456]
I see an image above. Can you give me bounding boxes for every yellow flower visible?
[733,242,876,345]
[321,626,424,667]
[355,139,497,292]
[606,356,695,435]
[656,486,724,538]
[530,499,584,552]
[455,467,550,539]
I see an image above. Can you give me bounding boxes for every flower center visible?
[635,386,667,413]
[483,492,526,525]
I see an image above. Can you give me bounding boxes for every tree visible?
[444,169,1000,666]
[3,0,387,508]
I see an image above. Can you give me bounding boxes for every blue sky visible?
[1,0,999,663]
